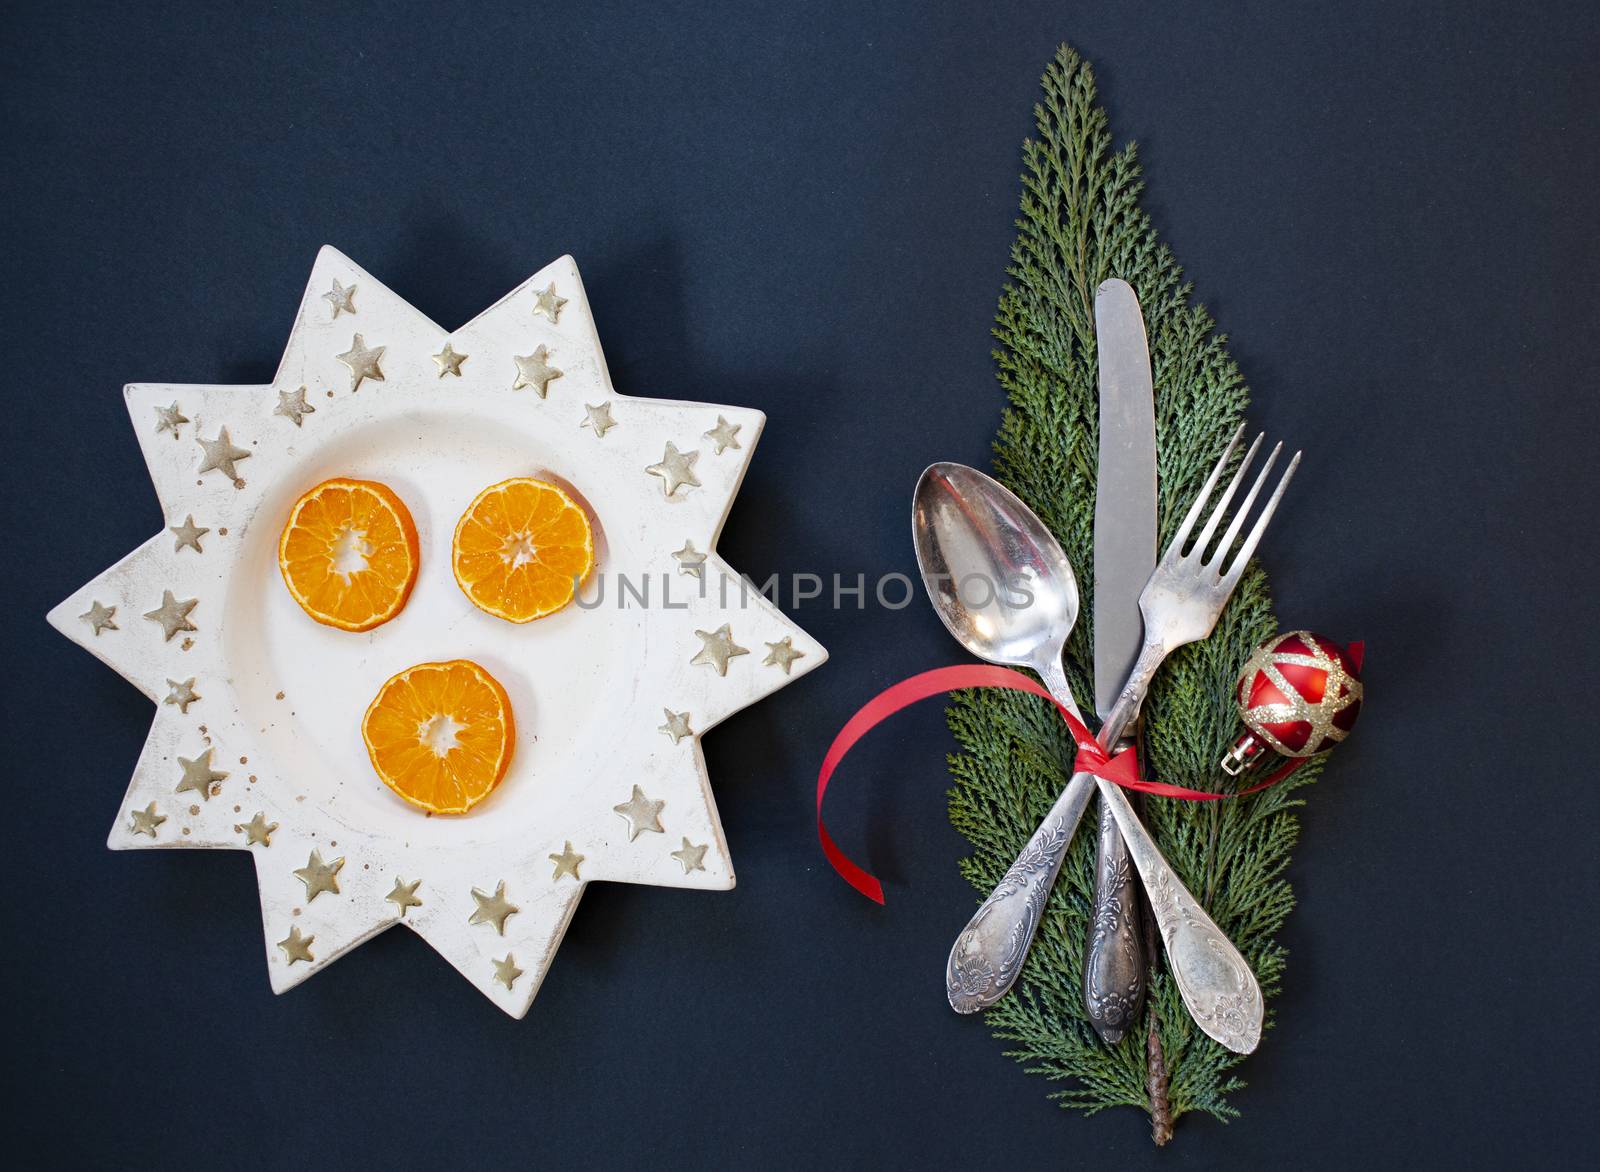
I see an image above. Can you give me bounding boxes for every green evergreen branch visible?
[946,43,1329,1135]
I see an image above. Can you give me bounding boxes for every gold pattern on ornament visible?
[235,811,277,846]
[81,600,118,636]
[671,837,708,873]
[580,402,615,437]
[277,925,315,964]
[671,540,706,579]
[169,515,209,554]
[275,386,316,426]
[1239,635,1364,757]
[645,442,700,497]
[196,426,251,483]
[691,624,747,675]
[144,590,198,642]
[176,748,227,800]
[129,802,166,838]
[154,401,188,438]
[762,636,805,675]
[512,345,562,397]
[469,880,519,934]
[432,342,467,378]
[294,849,344,901]
[532,282,567,323]
[386,877,423,917]
[337,333,386,391]
[658,708,693,744]
[322,278,358,318]
[704,415,742,455]
[492,953,524,989]
[548,842,584,881]
[613,785,666,841]
[164,677,200,713]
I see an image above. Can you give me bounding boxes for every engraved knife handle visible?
[1095,775,1264,1054]
[946,771,1096,1013]
[1083,741,1145,1044]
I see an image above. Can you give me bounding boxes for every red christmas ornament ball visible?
[1221,631,1364,775]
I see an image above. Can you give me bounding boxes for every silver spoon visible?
[913,462,1259,1045]
[912,462,1102,1010]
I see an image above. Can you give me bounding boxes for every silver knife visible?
[1083,278,1159,1044]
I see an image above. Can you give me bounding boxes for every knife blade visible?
[1083,278,1159,1044]
[1092,278,1159,715]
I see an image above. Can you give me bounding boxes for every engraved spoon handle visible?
[1098,641,1264,1053]
[1100,643,1264,1053]
[1094,775,1264,1054]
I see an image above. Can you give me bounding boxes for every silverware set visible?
[911,280,1300,1054]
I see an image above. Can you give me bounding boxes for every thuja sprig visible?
[946,42,1325,1139]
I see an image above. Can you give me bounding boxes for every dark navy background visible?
[3,1,1595,1166]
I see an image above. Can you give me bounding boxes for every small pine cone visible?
[1147,1020,1173,1146]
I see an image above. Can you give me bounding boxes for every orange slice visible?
[362,659,516,814]
[279,477,419,632]
[452,477,594,623]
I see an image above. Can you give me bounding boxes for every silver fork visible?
[947,425,1300,1055]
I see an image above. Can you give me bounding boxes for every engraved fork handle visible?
[947,652,1147,1013]
[945,772,1096,1012]
[946,655,1094,1013]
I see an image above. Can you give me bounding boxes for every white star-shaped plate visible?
[48,247,826,1017]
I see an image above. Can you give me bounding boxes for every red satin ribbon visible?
[816,664,1309,904]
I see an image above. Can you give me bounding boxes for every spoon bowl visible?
[912,462,1080,680]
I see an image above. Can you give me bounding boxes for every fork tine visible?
[1208,441,1282,567]
[1222,450,1302,584]
[1166,423,1246,559]
[1191,432,1264,559]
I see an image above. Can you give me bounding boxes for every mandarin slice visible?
[278,477,420,632]
[362,659,516,814]
[452,477,594,623]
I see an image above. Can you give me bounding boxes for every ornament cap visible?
[1220,734,1266,776]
